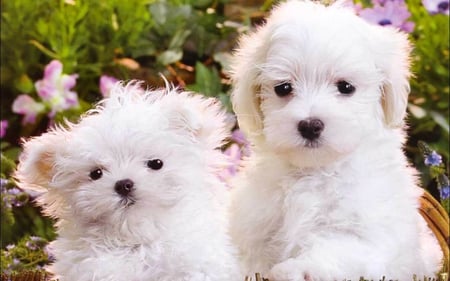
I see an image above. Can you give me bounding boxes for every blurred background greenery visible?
[1,0,448,275]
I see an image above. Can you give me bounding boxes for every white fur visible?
[229,1,443,280]
[15,82,241,281]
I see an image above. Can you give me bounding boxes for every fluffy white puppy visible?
[229,1,443,280]
[15,82,241,281]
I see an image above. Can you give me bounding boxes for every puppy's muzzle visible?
[115,179,135,197]
[298,118,324,141]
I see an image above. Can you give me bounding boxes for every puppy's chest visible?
[282,174,344,222]
[269,173,356,250]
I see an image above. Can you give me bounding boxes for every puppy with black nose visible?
[229,1,443,280]
[15,82,241,281]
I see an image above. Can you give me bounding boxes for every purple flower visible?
[0,178,7,187]
[7,187,20,195]
[12,60,79,124]
[441,185,450,199]
[219,144,243,186]
[373,0,389,4]
[44,244,56,262]
[230,129,251,157]
[424,151,443,166]
[25,241,38,251]
[12,95,45,124]
[224,143,242,176]
[231,129,247,145]
[358,0,415,33]
[30,236,42,241]
[422,0,449,15]
[0,120,8,138]
[25,236,45,251]
[99,75,119,97]
[5,258,21,273]
[1,186,28,207]
[35,60,79,116]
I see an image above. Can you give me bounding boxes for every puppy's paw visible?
[268,259,310,281]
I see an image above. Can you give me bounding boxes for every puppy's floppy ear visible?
[230,27,270,144]
[15,128,68,192]
[373,26,412,128]
[163,91,229,149]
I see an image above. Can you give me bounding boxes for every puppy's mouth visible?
[119,196,136,207]
[303,139,321,149]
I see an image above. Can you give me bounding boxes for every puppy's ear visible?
[230,28,269,143]
[374,26,412,128]
[15,129,67,192]
[163,91,229,149]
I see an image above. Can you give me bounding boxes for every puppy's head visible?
[15,82,228,230]
[230,0,411,167]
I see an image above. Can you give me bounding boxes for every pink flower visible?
[219,143,243,186]
[34,60,79,117]
[372,0,390,5]
[422,0,449,14]
[12,95,45,124]
[0,120,8,138]
[231,129,251,157]
[358,0,415,33]
[218,129,251,186]
[223,143,242,176]
[99,75,119,97]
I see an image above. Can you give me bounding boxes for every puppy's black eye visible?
[147,159,163,170]
[336,80,355,95]
[89,168,103,180]
[274,82,293,97]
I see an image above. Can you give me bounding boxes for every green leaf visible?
[1,153,18,175]
[157,49,183,66]
[429,110,450,134]
[168,29,191,50]
[188,62,222,97]
[28,40,58,59]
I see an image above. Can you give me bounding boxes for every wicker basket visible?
[1,271,52,281]
[419,190,450,275]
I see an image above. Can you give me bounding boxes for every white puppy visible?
[229,1,443,280]
[15,82,241,281]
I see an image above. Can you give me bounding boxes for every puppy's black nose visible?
[114,179,134,197]
[298,118,324,141]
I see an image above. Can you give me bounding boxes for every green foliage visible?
[405,0,449,177]
[1,236,51,274]
[418,141,450,214]
[187,61,232,110]
[1,0,233,106]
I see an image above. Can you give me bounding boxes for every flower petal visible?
[43,60,63,83]
[358,0,414,33]
[99,75,119,97]
[12,95,45,124]
[422,0,450,14]
[441,186,450,199]
[424,151,443,166]
[60,73,78,91]
[64,91,79,108]
[35,80,57,100]
[0,120,8,138]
